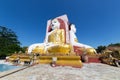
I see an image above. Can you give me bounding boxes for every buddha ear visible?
[47,20,52,32]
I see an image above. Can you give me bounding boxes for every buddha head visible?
[46,15,70,43]
[48,18,66,32]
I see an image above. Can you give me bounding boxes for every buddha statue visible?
[28,14,96,56]
[69,24,96,55]
[45,15,71,55]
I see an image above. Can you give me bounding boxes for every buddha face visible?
[51,19,60,30]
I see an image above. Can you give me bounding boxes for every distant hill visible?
[108,43,120,47]
[96,43,120,53]
[107,43,120,51]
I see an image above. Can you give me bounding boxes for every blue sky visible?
[0,0,120,48]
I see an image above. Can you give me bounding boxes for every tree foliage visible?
[96,45,106,53]
[21,46,28,53]
[0,26,21,58]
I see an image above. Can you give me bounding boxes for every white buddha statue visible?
[69,24,96,55]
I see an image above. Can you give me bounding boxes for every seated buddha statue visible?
[69,24,96,55]
[28,15,71,55]
[45,16,71,55]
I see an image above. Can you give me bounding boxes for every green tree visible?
[96,45,106,53]
[21,46,28,53]
[0,26,21,58]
